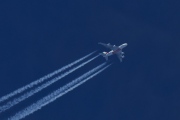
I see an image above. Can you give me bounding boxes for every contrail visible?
[0,55,99,113]
[8,63,111,120]
[0,51,95,103]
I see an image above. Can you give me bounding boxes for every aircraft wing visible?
[98,42,117,50]
[116,53,123,62]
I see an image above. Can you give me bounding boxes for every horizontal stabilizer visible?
[99,52,108,61]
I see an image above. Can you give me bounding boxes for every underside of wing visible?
[98,42,116,50]
[116,53,122,62]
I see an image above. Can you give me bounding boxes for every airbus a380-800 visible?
[98,42,128,62]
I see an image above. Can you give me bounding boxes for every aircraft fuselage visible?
[105,43,127,56]
[105,48,121,56]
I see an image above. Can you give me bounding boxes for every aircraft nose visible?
[124,43,128,46]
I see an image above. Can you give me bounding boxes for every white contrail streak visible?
[0,51,95,103]
[0,55,99,113]
[8,63,111,120]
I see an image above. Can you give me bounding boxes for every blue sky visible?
[0,0,179,120]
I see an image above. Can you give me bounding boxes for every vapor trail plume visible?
[0,55,99,113]
[0,51,95,103]
[8,63,111,120]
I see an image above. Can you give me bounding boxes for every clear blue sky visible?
[0,0,179,120]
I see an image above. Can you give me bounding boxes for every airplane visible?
[98,42,128,62]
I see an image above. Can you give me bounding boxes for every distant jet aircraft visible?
[98,42,128,62]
